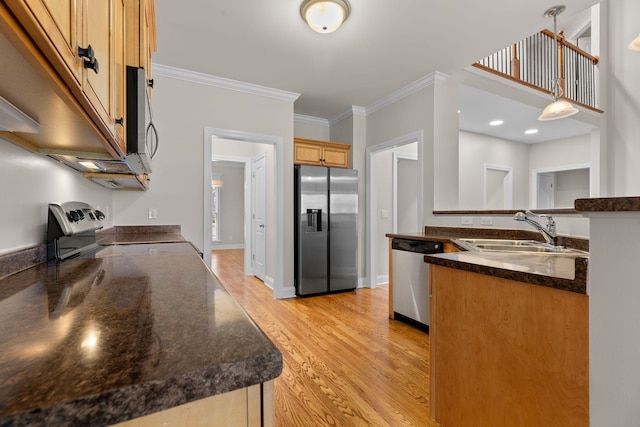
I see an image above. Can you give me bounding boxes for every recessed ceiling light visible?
[525,129,539,135]
[489,120,504,126]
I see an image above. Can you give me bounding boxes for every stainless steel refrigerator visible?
[294,165,358,296]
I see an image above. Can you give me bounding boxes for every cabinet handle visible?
[77,44,99,74]
[148,78,154,88]
[115,117,124,126]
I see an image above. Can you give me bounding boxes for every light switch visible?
[481,217,493,225]
[461,216,473,225]
[148,208,157,219]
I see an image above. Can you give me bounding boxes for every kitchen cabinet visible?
[0,0,155,190]
[429,265,588,426]
[6,0,125,154]
[294,138,351,168]
[126,0,156,83]
[113,381,274,427]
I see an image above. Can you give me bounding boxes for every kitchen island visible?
[406,226,589,426]
[0,240,281,426]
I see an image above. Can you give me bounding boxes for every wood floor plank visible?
[211,249,439,427]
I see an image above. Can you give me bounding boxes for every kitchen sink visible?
[453,238,589,256]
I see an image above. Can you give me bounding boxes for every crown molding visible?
[329,105,366,126]
[153,63,300,103]
[294,113,329,127]
[365,71,448,115]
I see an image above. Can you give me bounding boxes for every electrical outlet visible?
[481,217,493,226]
[148,208,157,219]
[381,209,389,219]
[461,216,473,225]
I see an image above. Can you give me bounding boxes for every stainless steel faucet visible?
[513,211,557,246]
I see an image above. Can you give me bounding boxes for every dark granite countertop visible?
[575,196,640,212]
[387,227,589,294]
[96,225,186,245]
[0,242,282,426]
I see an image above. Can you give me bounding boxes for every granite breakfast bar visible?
[0,239,282,426]
[393,226,590,426]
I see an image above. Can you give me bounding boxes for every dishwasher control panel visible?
[391,238,443,254]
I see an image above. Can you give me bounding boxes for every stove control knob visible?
[66,211,76,222]
[68,210,80,222]
[88,211,96,220]
[76,209,85,220]
[94,210,105,220]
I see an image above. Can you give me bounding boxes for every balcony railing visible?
[474,30,602,112]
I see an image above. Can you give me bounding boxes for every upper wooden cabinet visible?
[5,0,126,154]
[294,138,351,169]
[0,0,155,189]
[126,0,156,84]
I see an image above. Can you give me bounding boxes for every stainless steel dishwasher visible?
[391,238,444,331]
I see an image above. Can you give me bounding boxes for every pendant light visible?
[630,33,640,51]
[538,5,579,121]
[300,0,350,34]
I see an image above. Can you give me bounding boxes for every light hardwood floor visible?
[211,249,439,427]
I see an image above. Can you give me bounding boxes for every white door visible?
[252,154,266,281]
[537,172,555,209]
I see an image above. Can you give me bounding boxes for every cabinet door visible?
[81,0,114,138]
[294,142,323,165]
[112,0,126,151]
[6,0,82,84]
[322,145,349,168]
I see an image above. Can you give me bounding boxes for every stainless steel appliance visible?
[391,238,443,330]
[294,165,358,296]
[125,65,157,175]
[47,67,157,177]
[47,201,105,261]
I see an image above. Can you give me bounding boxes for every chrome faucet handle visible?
[524,210,556,235]
[545,216,557,235]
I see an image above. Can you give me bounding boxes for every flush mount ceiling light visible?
[300,0,350,34]
[489,120,504,126]
[629,33,640,51]
[538,5,579,121]
[525,129,539,135]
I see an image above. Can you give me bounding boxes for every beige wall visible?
[113,74,294,296]
[211,164,245,246]
[0,139,113,255]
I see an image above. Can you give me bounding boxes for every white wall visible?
[605,0,640,197]
[529,134,591,171]
[113,72,294,297]
[459,131,529,209]
[590,0,640,424]
[554,168,590,207]
[330,110,367,284]
[374,143,418,283]
[211,164,244,246]
[0,139,113,255]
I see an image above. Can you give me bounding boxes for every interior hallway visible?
[210,249,438,427]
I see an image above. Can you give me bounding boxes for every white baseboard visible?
[211,243,244,250]
[377,274,389,286]
[263,275,274,289]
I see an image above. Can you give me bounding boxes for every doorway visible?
[483,165,513,209]
[203,127,286,298]
[366,131,424,288]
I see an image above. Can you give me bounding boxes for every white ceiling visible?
[458,85,594,143]
[154,0,599,122]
